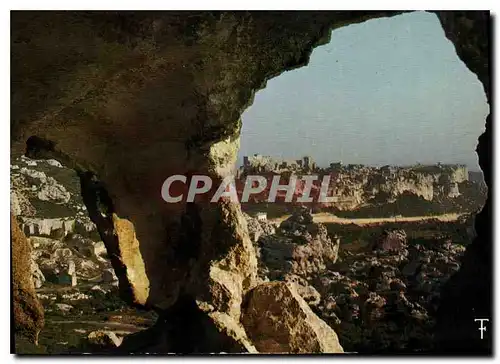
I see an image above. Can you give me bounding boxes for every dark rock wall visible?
[11,213,45,346]
[434,11,491,354]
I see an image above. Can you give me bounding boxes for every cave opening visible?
[10,11,491,355]
[235,11,489,353]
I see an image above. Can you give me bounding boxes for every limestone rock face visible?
[188,200,259,319]
[12,213,45,345]
[112,214,150,306]
[206,312,258,353]
[18,166,70,204]
[240,161,473,210]
[11,156,99,240]
[87,330,123,348]
[241,281,344,353]
[283,274,322,307]
[19,217,75,238]
[11,190,34,217]
[30,259,45,289]
[258,208,340,280]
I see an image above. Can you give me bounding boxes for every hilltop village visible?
[237,155,485,215]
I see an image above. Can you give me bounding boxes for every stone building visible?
[255,212,267,221]
[448,182,461,198]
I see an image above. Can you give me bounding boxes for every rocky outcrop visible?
[11,156,119,294]
[371,230,407,252]
[111,215,150,306]
[245,212,277,243]
[86,330,123,349]
[11,156,99,240]
[386,174,435,201]
[239,161,478,209]
[31,234,116,286]
[255,208,339,279]
[187,200,259,320]
[242,281,343,353]
[247,208,338,309]
[10,11,490,353]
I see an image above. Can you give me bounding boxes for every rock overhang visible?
[11,11,491,353]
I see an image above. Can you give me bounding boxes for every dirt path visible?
[36,284,96,293]
[46,320,148,334]
[269,213,463,226]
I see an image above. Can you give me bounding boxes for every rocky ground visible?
[15,287,157,354]
[11,155,157,354]
[11,155,115,287]
[246,207,468,353]
[11,154,472,354]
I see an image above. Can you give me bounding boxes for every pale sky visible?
[238,11,489,171]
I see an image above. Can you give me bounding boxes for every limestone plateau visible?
[11,11,491,354]
[238,155,486,212]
